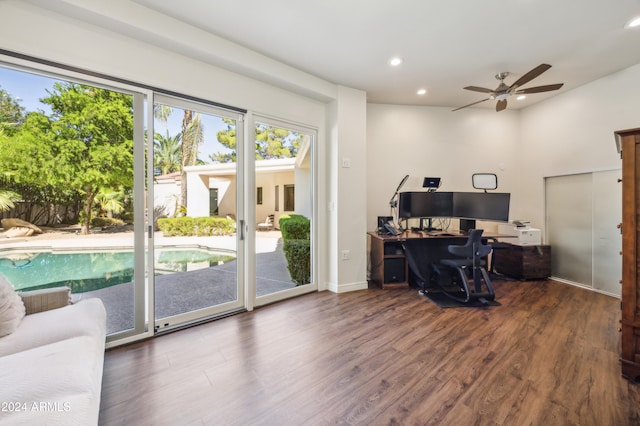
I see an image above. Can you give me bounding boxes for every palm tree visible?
[179,111,204,212]
[95,187,125,218]
[0,171,20,212]
[153,104,173,127]
[153,130,181,175]
[0,189,19,212]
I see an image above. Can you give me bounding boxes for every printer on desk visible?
[498,221,541,245]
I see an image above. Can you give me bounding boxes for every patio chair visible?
[257,214,275,231]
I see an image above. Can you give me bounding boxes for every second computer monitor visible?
[398,191,453,218]
[452,192,510,222]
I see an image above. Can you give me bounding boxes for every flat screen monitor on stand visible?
[398,192,454,231]
[453,192,511,232]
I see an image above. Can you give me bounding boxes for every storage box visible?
[498,224,542,245]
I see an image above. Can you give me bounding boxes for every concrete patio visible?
[0,229,297,334]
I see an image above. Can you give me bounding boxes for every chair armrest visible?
[18,286,72,315]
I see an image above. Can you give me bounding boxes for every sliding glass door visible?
[0,61,317,345]
[151,95,245,332]
[251,116,316,306]
[0,64,148,342]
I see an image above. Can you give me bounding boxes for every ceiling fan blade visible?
[464,86,494,94]
[514,83,564,94]
[452,98,490,111]
[509,64,551,90]
[496,99,508,112]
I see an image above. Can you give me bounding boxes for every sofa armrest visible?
[18,286,72,315]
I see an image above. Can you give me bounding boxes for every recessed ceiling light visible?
[389,57,403,67]
[417,88,427,95]
[516,95,527,101]
[625,15,640,28]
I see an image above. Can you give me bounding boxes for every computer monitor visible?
[452,192,510,222]
[422,177,441,189]
[398,191,453,218]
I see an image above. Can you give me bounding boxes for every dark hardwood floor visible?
[99,280,640,425]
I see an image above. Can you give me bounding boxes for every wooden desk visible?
[368,230,479,289]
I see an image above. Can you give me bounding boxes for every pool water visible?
[0,247,235,293]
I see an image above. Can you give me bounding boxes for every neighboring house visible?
[154,137,311,227]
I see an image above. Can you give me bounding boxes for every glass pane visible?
[592,170,622,295]
[545,173,593,284]
[254,121,313,297]
[0,66,136,335]
[152,101,240,329]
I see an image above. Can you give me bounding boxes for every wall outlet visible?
[341,250,351,260]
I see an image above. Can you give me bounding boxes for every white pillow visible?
[0,275,25,337]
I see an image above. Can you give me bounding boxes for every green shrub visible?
[279,214,310,285]
[157,216,235,236]
[279,214,310,240]
[91,217,125,228]
[283,239,311,285]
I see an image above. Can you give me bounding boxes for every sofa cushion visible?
[0,298,105,357]
[19,286,72,315]
[0,275,25,337]
[0,335,105,426]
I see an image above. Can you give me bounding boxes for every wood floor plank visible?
[100,280,640,425]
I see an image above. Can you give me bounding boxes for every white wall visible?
[518,64,640,229]
[294,159,312,221]
[255,171,294,226]
[328,86,368,293]
[154,179,179,218]
[366,104,521,234]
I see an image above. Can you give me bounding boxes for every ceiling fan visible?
[453,64,564,112]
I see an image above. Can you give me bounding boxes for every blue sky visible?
[0,67,55,114]
[0,66,231,162]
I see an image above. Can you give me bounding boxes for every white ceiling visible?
[35,0,640,110]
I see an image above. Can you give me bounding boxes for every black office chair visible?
[436,229,495,304]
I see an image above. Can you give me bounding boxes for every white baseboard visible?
[327,280,368,293]
[550,276,620,299]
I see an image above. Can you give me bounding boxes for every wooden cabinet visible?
[493,243,551,280]
[616,127,640,382]
[368,232,408,289]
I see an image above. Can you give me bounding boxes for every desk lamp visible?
[472,173,498,193]
[388,174,409,231]
[389,174,409,209]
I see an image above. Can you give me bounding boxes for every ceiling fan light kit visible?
[453,64,564,112]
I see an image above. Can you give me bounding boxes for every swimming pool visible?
[0,247,236,293]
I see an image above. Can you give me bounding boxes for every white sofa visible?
[0,285,106,426]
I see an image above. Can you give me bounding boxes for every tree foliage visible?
[0,82,134,233]
[153,130,181,175]
[0,86,25,136]
[179,110,203,211]
[95,186,126,218]
[0,189,19,212]
[210,118,237,163]
[211,120,301,163]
